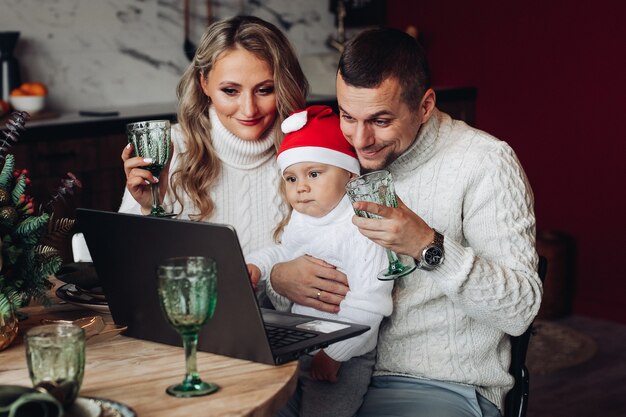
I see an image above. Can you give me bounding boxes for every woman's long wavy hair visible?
[172,16,308,221]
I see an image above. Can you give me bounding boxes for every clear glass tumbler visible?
[24,323,85,409]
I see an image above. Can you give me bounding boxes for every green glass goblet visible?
[126,119,172,216]
[346,170,417,280]
[157,256,218,397]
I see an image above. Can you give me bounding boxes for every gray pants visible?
[357,376,502,417]
[275,349,376,417]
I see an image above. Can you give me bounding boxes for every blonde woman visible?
[120,16,308,257]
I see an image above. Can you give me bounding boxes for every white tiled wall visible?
[0,0,340,111]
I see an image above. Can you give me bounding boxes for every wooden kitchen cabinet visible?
[11,130,128,213]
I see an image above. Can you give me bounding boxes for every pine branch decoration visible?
[11,174,26,205]
[42,172,83,213]
[0,111,81,318]
[0,112,28,161]
[0,288,22,318]
[34,244,59,257]
[36,256,62,281]
[15,214,49,243]
[1,235,20,265]
[42,214,76,254]
[48,216,75,236]
[0,155,14,189]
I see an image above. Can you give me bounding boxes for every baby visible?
[247,105,393,417]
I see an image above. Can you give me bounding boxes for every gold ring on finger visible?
[316,291,321,300]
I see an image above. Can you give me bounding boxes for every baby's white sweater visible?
[247,195,393,362]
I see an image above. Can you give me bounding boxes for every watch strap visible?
[431,229,444,248]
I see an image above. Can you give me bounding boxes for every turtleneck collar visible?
[388,108,446,175]
[292,194,353,227]
[209,107,277,169]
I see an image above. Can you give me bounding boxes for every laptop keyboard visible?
[265,325,317,349]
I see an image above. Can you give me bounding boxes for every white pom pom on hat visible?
[280,109,308,134]
[277,105,360,175]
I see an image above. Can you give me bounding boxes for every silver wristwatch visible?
[415,229,445,271]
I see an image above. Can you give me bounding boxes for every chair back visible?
[503,255,547,417]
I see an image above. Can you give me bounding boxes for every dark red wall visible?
[387,1,626,324]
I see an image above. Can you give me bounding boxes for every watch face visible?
[424,247,444,266]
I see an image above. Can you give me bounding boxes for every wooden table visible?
[0,288,298,417]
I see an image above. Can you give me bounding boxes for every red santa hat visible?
[277,105,360,175]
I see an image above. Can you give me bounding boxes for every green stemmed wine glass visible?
[126,119,172,216]
[157,256,218,397]
[346,170,416,281]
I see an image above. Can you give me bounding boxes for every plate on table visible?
[56,262,100,290]
[40,316,127,344]
[56,283,110,314]
[70,397,136,417]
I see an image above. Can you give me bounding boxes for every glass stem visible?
[150,183,160,211]
[182,332,201,384]
[386,249,403,273]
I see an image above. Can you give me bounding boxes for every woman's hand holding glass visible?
[123,120,173,216]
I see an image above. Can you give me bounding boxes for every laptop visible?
[76,208,369,365]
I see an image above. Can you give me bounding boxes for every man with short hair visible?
[267,27,542,417]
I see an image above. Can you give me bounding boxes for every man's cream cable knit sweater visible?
[267,109,543,412]
[119,107,285,257]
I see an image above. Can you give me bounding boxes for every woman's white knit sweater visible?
[119,108,285,257]
[267,109,543,412]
